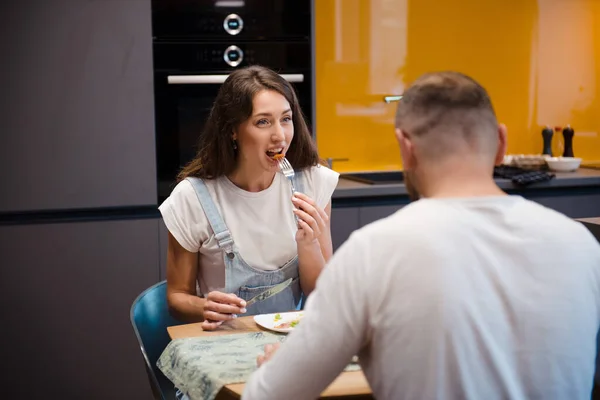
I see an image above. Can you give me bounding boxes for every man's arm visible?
[243,231,371,400]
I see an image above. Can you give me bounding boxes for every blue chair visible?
[130,281,184,400]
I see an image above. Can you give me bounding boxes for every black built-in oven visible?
[152,0,313,201]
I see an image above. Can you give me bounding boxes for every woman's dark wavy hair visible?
[177,65,320,181]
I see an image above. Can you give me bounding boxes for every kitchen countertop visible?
[333,167,600,199]
[578,217,600,224]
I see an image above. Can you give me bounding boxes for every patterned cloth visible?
[157,331,360,400]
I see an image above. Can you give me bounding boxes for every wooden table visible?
[168,317,374,400]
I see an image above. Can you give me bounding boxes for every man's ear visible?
[494,123,508,166]
[395,128,415,169]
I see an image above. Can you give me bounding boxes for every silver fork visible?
[278,157,299,224]
[278,157,296,195]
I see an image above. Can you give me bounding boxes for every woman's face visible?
[233,89,294,173]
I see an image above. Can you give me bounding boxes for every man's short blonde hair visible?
[395,72,499,159]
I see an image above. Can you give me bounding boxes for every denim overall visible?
[186,172,305,316]
[175,173,306,400]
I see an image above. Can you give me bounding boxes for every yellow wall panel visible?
[315,0,600,172]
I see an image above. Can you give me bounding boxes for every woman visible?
[159,65,339,331]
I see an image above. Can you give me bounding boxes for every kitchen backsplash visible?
[314,0,600,172]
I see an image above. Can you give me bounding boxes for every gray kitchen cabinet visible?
[520,191,600,219]
[0,218,159,399]
[331,207,360,250]
[0,0,156,212]
[159,218,169,280]
[0,0,161,398]
[359,204,405,228]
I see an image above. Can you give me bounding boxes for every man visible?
[242,72,600,400]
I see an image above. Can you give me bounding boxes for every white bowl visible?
[502,155,514,166]
[545,157,582,172]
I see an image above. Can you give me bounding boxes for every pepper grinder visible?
[562,125,575,157]
[541,126,553,156]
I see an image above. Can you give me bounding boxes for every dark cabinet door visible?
[331,207,360,251]
[0,218,160,399]
[0,0,156,212]
[159,218,169,280]
[522,192,600,219]
[359,205,404,227]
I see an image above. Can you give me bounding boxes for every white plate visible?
[253,311,304,333]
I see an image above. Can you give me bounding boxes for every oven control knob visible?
[223,14,244,35]
[223,45,244,67]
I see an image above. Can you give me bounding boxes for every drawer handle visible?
[383,95,403,103]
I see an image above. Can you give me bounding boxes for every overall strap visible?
[186,177,234,252]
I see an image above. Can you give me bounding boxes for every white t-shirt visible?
[243,195,600,400]
[159,165,339,295]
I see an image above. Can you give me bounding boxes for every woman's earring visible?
[232,140,238,150]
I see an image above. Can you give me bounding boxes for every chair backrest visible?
[130,280,183,400]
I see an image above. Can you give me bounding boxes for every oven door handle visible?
[167,74,304,84]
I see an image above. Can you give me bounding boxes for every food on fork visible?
[266,147,285,159]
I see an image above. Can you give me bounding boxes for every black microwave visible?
[151,0,313,202]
